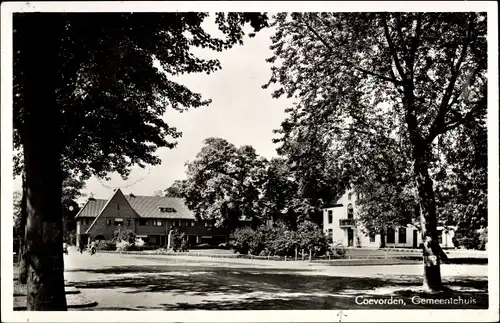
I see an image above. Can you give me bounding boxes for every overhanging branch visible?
[299,13,402,86]
[382,14,407,83]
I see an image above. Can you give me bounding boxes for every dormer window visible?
[159,207,176,213]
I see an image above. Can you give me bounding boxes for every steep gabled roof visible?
[86,189,140,233]
[126,195,195,219]
[74,199,107,218]
[75,190,195,222]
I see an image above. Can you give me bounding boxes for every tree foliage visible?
[264,12,487,290]
[183,137,267,230]
[164,180,188,197]
[13,12,269,181]
[13,12,269,310]
[259,158,299,228]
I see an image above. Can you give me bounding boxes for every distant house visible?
[75,189,228,248]
[322,190,455,249]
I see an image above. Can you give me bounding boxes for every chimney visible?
[129,193,136,198]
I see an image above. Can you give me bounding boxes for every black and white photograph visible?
[1,1,498,322]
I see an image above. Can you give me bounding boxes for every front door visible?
[413,230,418,248]
[347,228,354,247]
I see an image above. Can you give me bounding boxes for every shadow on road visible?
[71,264,488,310]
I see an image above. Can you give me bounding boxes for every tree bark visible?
[379,229,386,248]
[401,72,444,291]
[414,155,443,291]
[18,13,67,310]
[18,173,28,284]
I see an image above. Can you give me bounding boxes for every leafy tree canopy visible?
[183,137,267,229]
[13,12,269,180]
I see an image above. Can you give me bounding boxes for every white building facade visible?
[322,190,455,249]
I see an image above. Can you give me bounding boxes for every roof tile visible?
[75,195,195,220]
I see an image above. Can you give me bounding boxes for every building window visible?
[205,222,208,227]
[398,228,407,244]
[114,218,124,226]
[185,221,189,227]
[328,210,333,224]
[139,219,148,226]
[153,220,163,227]
[438,230,443,244]
[387,228,395,243]
[106,219,112,226]
[191,221,195,227]
[327,228,333,239]
[369,232,376,242]
[347,204,354,219]
[348,193,352,200]
[127,219,131,226]
[159,207,176,213]
[117,204,120,210]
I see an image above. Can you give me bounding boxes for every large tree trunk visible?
[409,117,443,291]
[18,13,67,310]
[404,87,443,291]
[379,229,386,248]
[18,173,28,284]
[414,155,443,291]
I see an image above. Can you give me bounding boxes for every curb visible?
[14,301,98,311]
[14,294,98,311]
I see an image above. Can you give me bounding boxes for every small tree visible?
[229,227,255,254]
[113,229,136,245]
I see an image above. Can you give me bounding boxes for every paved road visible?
[63,248,488,311]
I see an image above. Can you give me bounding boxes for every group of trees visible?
[12,10,488,310]
[262,12,487,291]
[165,137,340,231]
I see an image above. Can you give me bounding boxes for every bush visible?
[133,237,145,251]
[172,231,187,251]
[96,240,116,251]
[296,221,329,256]
[116,239,132,252]
[230,222,330,257]
[270,229,300,256]
[478,228,488,250]
[63,231,76,246]
[229,227,255,254]
[453,227,486,250]
[113,229,136,244]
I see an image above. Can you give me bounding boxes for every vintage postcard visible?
[1,1,498,322]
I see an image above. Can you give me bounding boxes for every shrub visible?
[230,222,330,257]
[270,229,300,256]
[63,232,76,246]
[96,240,116,251]
[113,229,136,244]
[116,239,132,252]
[478,228,488,250]
[453,227,486,250]
[229,227,255,254]
[296,221,329,256]
[172,231,187,251]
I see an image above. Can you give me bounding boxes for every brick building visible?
[75,189,228,248]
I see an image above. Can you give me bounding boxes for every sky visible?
[12,20,292,205]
